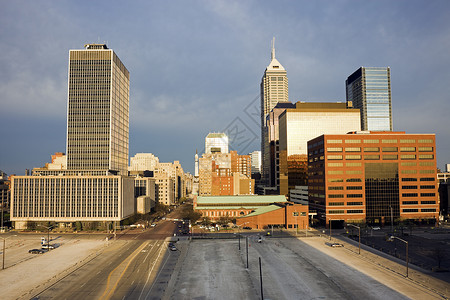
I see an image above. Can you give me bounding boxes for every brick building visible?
[308,131,439,227]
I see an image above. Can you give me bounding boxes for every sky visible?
[1,0,450,176]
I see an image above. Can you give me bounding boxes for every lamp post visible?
[38,225,54,250]
[347,224,361,254]
[2,235,17,269]
[329,219,332,240]
[236,222,249,250]
[391,236,409,277]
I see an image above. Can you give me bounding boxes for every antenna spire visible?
[271,37,276,60]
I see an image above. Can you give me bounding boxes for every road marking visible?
[81,282,86,287]
[100,242,149,300]
[141,243,168,300]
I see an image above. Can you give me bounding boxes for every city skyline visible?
[1,1,450,175]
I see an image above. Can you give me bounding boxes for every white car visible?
[372,226,381,230]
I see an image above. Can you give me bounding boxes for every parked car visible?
[170,246,177,251]
[150,223,156,227]
[29,249,46,254]
[257,237,262,243]
[243,226,252,230]
[372,226,381,230]
[331,243,343,247]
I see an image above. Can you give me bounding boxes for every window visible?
[345,147,361,152]
[328,163,343,167]
[346,155,361,160]
[420,193,436,197]
[403,209,418,212]
[382,147,398,152]
[347,194,363,198]
[364,155,380,160]
[401,170,417,174]
[328,186,344,190]
[345,140,360,143]
[400,139,415,143]
[346,178,362,182]
[420,177,435,182]
[329,210,344,214]
[401,178,417,181]
[402,185,417,189]
[364,147,379,152]
[364,139,379,143]
[402,201,418,205]
[382,139,397,143]
[346,162,362,167]
[328,178,343,182]
[421,201,436,204]
[402,193,418,197]
[347,209,363,214]
[328,202,344,206]
[346,170,362,174]
[420,185,435,189]
[346,186,362,190]
[328,170,343,175]
[401,162,416,166]
[400,147,416,152]
[383,155,398,160]
[347,202,363,206]
[418,139,433,143]
[419,162,434,166]
[419,154,434,159]
[420,170,434,174]
[328,140,342,144]
[327,147,342,152]
[401,155,416,160]
[421,208,436,212]
[327,155,343,160]
[329,194,344,198]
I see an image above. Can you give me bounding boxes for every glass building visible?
[346,67,392,131]
[67,44,130,175]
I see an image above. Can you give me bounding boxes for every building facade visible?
[278,102,361,195]
[67,44,130,175]
[11,175,135,228]
[346,67,392,131]
[129,153,159,172]
[308,132,439,227]
[205,133,229,154]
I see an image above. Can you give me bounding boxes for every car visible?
[243,226,252,230]
[331,243,343,247]
[372,226,381,230]
[257,237,262,243]
[29,249,46,254]
[170,246,177,251]
[150,223,156,227]
[41,244,55,250]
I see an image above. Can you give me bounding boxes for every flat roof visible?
[197,195,286,205]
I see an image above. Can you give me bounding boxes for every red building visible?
[308,131,439,227]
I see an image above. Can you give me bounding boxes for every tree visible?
[200,217,211,227]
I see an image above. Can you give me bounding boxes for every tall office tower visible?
[67,44,130,175]
[260,38,289,187]
[205,133,229,154]
[346,67,392,131]
[250,150,262,174]
[278,102,361,196]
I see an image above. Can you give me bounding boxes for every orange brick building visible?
[308,131,439,227]
[236,203,308,230]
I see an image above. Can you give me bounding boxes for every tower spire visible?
[271,37,276,60]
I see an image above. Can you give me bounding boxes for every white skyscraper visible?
[260,38,289,186]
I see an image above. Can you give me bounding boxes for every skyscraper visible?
[260,38,289,187]
[67,44,130,175]
[346,67,392,131]
[205,133,229,154]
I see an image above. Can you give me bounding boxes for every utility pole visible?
[390,205,394,233]
[259,257,264,300]
[246,236,249,269]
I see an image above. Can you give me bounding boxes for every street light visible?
[2,235,17,269]
[236,222,249,250]
[347,224,361,254]
[391,236,409,277]
[38,225,54,250]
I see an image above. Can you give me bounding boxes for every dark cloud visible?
[1,0,450,175]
